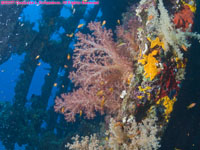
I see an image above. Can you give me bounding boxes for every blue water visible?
[0,1,104,149]
[0,54,25,102]
[19,5,42,32]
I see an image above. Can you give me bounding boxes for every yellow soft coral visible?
[138,86,151,100]
[156,96,177,122]
[137,95,144,99]
[181,0,196,13]
[147,37,165,50]
[138,86,152,93]
[138,50,159,80]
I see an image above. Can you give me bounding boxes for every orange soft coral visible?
[138,50,159,81]
[147,37,165,50]
[173,5,194,31]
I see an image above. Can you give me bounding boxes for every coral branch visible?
[54,88,102,122]
[70,22,133,88]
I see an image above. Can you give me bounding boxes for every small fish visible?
[71,5,73,9]
[77,24,84,29]
[61,107,65,113]
[79,110,82,116]
[148,15,154,21]
[181,45,187,51]
[105,137,109,141]
[62,85,65,88]
[53,83,57,87]
[97,90,104,96]
[187,103,196,109]
[72,8,76,14]
[101,97,105,108]
[102,20,106,26]
[117,42,126,47]
[47,73,50,76]
[64,65,68,68]
[37,62,41,66]
[1,70,5,72]
[67,54,71,60]
[109,88,113,93]
[35,55,40,59]
[117,19,120,24]
[66,33,74,38]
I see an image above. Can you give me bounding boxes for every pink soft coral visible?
[173,5,194,31]
[70,22,133,88]
[54,87,122,122]
[54,88,103,122]
[54,22,136,122]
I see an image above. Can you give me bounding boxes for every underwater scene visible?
[0,0,200,149]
